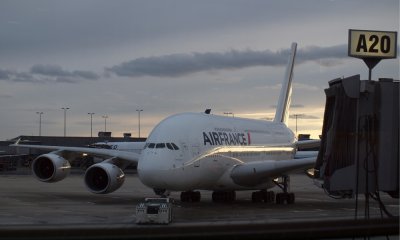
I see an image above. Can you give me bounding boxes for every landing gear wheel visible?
[193,191,201,202]
[266,191,275,203]
[276,193,285,204]
[273,176,296,204]
[180,191,201,202]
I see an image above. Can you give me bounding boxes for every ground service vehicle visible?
[136,198,172,224]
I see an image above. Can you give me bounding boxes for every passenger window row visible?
[145,142,179,150]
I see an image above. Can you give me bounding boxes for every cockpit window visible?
[166,143,174,150]
[156,143,165,149]
[145,142,179,150]
[171,143,179,150]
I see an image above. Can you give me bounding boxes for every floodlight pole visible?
[102,115,108,132]
[61,107,69,137]
[36,112,43,136]
[136,109,143,138]
[88,113,95,138]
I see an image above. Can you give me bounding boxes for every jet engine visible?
[84,162,125,194]
[32,153,71,182]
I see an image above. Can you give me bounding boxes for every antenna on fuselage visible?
[273,42,297,125]
[204,109,211,114]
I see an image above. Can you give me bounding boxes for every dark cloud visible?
[297,45,347,62]
[31,64,71,77]
[0,65,99,83]
[0,69,13,80]
[31,64,99,80]
[72,70,99,80]
[107,44,348,78]
[13,72,42,83]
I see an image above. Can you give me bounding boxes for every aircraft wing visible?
[10,143,140,164]
[230,157,316,187]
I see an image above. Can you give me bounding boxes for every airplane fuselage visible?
[137,112,296,191]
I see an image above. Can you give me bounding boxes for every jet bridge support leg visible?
[274,175,295,204]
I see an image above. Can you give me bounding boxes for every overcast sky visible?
[0,0,398,140]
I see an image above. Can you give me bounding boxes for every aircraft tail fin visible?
[273,42,297,125]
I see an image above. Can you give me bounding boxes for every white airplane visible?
[12,43,319,204]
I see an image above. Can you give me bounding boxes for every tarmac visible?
[0,170,398,239]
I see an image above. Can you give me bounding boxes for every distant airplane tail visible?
[273,42,297,125]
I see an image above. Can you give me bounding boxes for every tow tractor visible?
[136,198,173,224]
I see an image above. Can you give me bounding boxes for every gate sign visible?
[348,29,397,59]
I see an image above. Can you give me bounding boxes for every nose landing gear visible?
[153,188,172,198]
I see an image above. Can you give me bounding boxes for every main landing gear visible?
[251,176,295,204]
[178,175,295,204]
[273,175,295,204]
[251,190,275,203]
[250,176,295,204]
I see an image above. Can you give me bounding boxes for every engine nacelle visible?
[84,163,125,194]
[32,153,71,182]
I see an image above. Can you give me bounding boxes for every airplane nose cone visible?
[137,165,156,188]
[137,153,170,189]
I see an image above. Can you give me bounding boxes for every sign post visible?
[348,29,397,80]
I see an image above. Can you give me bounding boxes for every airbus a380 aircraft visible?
[13,43,319,204]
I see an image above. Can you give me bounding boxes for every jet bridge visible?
[314,75,399,199]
